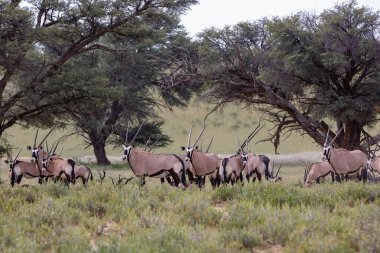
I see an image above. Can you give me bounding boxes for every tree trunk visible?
[90,136,111,165]
[341,120,363,151]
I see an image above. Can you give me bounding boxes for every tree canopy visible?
[199,0,380,152]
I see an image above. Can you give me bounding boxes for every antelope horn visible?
[130,121,145,145]
[193,125,207,148]
[45,140,49,156]
[304,163,310,183]
[245,124,265,149]
[205,136,214,153]
[329,127,343,146]
[58,147,64,156]
[187,125,193,147]
[275,161,283,178]
[324,128,330,146]
[144,137,151,151]
[14,149,22,161]
[200,139,203,151]
[37,128,55,148]
[52,140,61,155]
[236,137,242,153]
[33,127,40,147]
[148,137,161,152]
[125,122,129,144]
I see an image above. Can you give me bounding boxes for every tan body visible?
[368,157,380,174]
[7,161,42,186]
[42,156,75,183]
[245,154,272,182]
[304,161,334,187]
[327,148,367,176]
[219,155,245,184]
[126,148,186,187]
[73,165,93,185]
[188,151,220,187]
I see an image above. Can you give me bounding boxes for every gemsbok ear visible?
[49,158,53,161]
[27,146,31,150]
[181,146,186,151]
[195,146,199,150]
[5,160,9,164]
[39,146,43,150]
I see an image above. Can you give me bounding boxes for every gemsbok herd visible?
[3,125,379,189]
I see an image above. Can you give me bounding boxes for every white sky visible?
[181,0,380,37]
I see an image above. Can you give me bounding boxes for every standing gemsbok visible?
[322,128,368,182]
[5,149,43,186]
[121,123,187,188]
[40,141,75,184]
[181,126,221,188]
[219,138,248,185]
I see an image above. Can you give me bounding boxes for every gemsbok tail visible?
[68,159,76,183]
[173,154,187,187]
[221,158,229,183]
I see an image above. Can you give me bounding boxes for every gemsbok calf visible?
[322,128,368,182]
[181,126,221,188]
[304,161,335,187]
[122,123,187,188]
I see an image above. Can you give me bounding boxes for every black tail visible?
[259,155,270,179]
[68,159,76,183]
[173,154,187,187]
[86,166,93,181]
[222,158,229,183]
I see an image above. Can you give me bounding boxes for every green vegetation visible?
[0,165,379,252]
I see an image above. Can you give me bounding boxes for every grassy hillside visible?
[3,100,320,161]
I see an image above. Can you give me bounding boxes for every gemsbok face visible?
[122,144,133,160]
[27,128,54,163]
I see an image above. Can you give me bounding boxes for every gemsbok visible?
[322,128,368,182]
[304,161,335,187]
[219,138,248,185]
[40,141,75,184]
[181,126,221,188]
[5,149,43,187]
[73,165,93,186]
[121,123,187,188]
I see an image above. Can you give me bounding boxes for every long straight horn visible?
[59,147,64,156]
[205,136,214,153]
[144,137,151,151]
[130,121,144,145]
[38,128,55,147]
[275,161,283,177]
[34,127,40,147]
[51,140,60,155]
[125,122,129,144]
[246,124,265,148]
[329,127,343,146]
[14,149,22,161]
[187,125,193,147]
[304,163,309,183]
[324,128,330,146]
[148,137,161,152]
[236,137,242,153]
[193,125,207,147]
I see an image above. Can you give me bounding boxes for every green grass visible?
[0,164,380,252]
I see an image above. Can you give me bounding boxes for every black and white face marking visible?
[5,159,15,170]
[28,146,41,163]
[322,144,331,161]
[240,152,248,165]
[41,158,49,172]
[122,144,132,160]
[183,146,194,160]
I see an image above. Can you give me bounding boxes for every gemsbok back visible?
[322,128,368,182]
[181,126,221,188]
[121,123,187,188]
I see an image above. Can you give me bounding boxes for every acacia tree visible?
[60,12,198,164]
[199,0,380,152]
[0,0,197,142]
